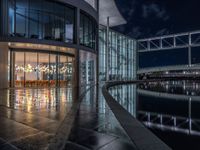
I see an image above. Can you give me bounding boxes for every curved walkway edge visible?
[102,81,172,150]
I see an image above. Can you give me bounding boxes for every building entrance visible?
[9,50,74,88]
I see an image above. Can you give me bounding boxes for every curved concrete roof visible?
[99,0,127,27]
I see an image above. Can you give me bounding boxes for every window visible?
[8,0,75,43]
[12,51,74,87]
[15,0,28,37]
[80,12,97,50]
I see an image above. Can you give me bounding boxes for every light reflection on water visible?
[139,80,200,96]
[108,80,200,150]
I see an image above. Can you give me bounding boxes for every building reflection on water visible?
[109,84,137,117]
[108,80,200,150]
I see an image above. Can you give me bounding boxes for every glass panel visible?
[65,6,75,43]
[8,0,75,43]
[49,54,57,87]
[25,52,38,87]
[54,2,64,41]
[15,0,28,37]
[11,50,73,88]
[8,0,15,35]
[29,0,41,39]
[38,53,49,87]
[79,50,96,92]
[59,55,67,86]
[15,52,25,87]
[80,12,97,50]
[67,57,73,84]
[84,15,89,47]
[98,25,136,81]
[43,0,54,40]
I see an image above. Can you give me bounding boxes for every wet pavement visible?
[66,86,137,150]
[0,87,75,150]
[0,86,137,150]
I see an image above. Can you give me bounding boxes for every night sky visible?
[114,0,200,39]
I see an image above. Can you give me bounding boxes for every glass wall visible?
[99,25,136,81]
[8,0,75,43]
[12,51,74,87]
[80,11,97,50]
[79,50,96,93]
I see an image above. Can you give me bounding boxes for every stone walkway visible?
[0,88,75,150]
[65,86,137,150]
[0,86,137,150]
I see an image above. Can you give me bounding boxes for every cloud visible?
[142,3,170,21]
[155,28,170,36]
[128,27,142,38]
[117,0,137,21]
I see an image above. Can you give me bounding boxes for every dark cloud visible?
[155,28,170,36]
[142,3,169,21]
[128,27,142,39]
[114,0,200,39]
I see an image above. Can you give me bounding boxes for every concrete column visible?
[75,8,80,94]
[106,17,110,81]
[10,51,15,88]
[0,43,9,89]
[96,0,99,84]
[0,0,8,36]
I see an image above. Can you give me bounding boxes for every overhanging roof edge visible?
[99,0,127,27]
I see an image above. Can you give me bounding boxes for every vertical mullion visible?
[24,52,26,87]
[37,52,39,88]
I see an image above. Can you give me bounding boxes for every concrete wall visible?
[0,42,8,89]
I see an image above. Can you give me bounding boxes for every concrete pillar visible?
[0,0,8,36]
[75,8,80,94]
[0,43,9,89]
[106,17,110,81]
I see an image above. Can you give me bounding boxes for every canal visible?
[109,80,200,150]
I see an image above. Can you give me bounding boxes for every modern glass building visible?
[99,25,137,81]
[0,0,99,89]
[0,0,137,90]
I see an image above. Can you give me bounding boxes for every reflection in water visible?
[109,80,200,150]
[109,84,137,117]
[139,80,200,96]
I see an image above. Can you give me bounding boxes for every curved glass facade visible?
[8,0,75,43]
[80,11,97,50]
[99,26,137,81]
[9,50,74,87]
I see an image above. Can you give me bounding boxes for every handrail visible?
[102,80,172,150]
